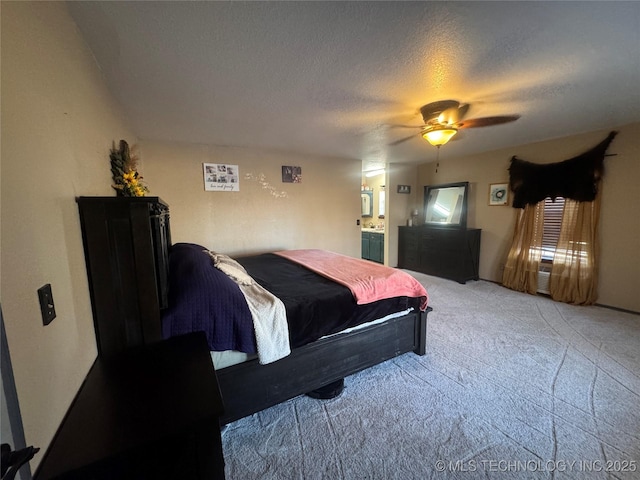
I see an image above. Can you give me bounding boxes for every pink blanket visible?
[275,249,428,311]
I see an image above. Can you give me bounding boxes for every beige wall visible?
[418,124,640,312]
[386,164,421,267]
[140,141,362,257]
[1,2,135,467]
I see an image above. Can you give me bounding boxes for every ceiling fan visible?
[389,100,520,147]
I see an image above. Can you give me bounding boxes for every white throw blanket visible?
[208,252,291,364]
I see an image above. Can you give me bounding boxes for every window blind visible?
[541,197,565,261]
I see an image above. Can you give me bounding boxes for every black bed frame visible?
[77,196,431,426]
[217,307,430,424]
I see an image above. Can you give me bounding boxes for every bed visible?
[162,242,431,425]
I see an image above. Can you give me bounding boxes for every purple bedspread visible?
[161,243,257,353]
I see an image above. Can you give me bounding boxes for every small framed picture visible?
[397,185,411,194]
[489,183,509,206]
[282,166,302,183]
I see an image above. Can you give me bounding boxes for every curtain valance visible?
[508,131,618,208]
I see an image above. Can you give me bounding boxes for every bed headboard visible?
[77,196,172,356]
[149,200,172,310]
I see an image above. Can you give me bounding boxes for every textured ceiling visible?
[67,1,640,169]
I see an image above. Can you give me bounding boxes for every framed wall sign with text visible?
[203,163,239,192]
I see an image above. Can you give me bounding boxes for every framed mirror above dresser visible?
[423,181,469,228]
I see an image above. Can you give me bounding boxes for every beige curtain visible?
[548,195,601,305]
[502,202,544,294]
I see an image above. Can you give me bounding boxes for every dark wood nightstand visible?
[34,332,225,479]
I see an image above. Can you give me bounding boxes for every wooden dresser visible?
[398,226,481,284]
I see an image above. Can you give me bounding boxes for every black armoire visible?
[76,196,170,356]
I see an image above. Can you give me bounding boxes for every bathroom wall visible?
[361,172,386,229]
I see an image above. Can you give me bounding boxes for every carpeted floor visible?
[222,274,640,479]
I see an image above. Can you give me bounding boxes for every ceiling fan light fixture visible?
[422,127,458,147]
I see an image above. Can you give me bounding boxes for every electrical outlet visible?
[38,284,56,326]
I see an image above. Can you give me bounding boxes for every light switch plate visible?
[38,284,56,326]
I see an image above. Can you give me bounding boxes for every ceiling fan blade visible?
[387,124,424,129]
[458,115,520,129]
[388,134,417,146]
[420,100,460,123]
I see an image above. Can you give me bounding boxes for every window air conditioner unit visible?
[538,265,552,294]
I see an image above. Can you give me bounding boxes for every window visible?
[504,193,601,304]
[540,197,565,262]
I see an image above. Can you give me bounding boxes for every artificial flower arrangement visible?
[110,139,149,197]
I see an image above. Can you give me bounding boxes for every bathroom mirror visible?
[361,191,373,217]
[423,181,469,228]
